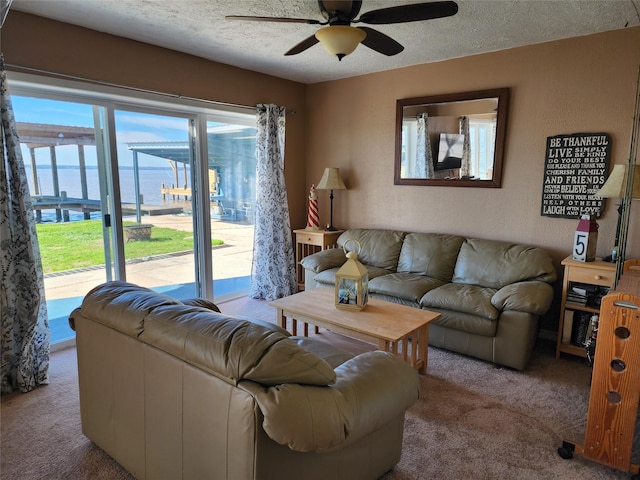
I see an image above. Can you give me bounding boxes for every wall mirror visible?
[394,88,509,188]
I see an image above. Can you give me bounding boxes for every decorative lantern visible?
[335,239,369,311]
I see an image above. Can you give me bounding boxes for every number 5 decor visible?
[572,214,598,262]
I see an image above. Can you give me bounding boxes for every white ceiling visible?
[9,0,640,84]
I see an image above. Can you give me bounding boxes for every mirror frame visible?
[394,87,510,188]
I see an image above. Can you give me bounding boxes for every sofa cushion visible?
[337,229,406,271]
[79,281,181,337]
[140,305,337,386]
[314,265,391,286]
[290,337,354,368]
[369,273,444,303]
[452,239,557,289]
[397,233,465,282]
[421,283,499,320]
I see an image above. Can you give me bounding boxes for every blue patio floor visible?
[49,276,251,344]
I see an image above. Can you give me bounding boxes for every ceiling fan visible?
[227,1,459,61]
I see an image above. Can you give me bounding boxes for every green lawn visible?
[36,220,223,274]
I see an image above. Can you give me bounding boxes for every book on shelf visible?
[561,310,574,344]
[567,282,610,308]
[570,311,592,347]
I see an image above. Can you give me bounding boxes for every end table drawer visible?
[570,266,615,287]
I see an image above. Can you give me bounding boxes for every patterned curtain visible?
[249,104,296,301]
[415,113,434,178]
[0,54,50,394]
[459,116,471,177]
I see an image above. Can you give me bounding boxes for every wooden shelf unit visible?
[558,268,640,475]
[294,229,343,291]
[555,255,616,359]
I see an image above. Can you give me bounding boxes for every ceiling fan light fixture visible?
[315,25,366,61]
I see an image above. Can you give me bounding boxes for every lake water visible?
[25,165,190,222]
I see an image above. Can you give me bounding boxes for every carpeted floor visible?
[1,296,634,479]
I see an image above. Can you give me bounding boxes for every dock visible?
[31,194,184,222]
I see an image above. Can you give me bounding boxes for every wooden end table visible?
[268,288,440,374]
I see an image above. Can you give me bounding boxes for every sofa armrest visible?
[491,281,554,315]
[244,351,419,453]
[300,248,346,273]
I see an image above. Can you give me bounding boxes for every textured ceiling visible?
[10,0,640,84]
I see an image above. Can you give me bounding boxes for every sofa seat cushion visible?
[137,304,337,386]
[338,229,406,271]
[453,239,557,289]
[290,337,354,369]
[396,233,465,282]
[369,273,444,303]
[314,265,391,286]
[420,283,499,320]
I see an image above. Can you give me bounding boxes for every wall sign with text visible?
[540,132,611,219]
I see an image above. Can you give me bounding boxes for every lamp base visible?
[325,225,338,232]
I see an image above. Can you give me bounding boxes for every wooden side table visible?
[555,255,616,358]
[294,229,343,291]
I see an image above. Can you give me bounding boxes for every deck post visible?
[50,146,62,222]
[78,145,90,220]
[29,147,42,223]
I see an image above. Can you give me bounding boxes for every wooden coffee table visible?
[268,288,440,374]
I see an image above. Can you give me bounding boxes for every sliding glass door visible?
[11,75,258,346]
[13,96,113,344]
[113,108,198,298]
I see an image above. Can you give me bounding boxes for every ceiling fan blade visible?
[285,35,320,56]
[357,1,458,25]
[358,27,404,56]
[226,15,322,25]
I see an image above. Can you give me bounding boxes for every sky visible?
[13,95,190,168]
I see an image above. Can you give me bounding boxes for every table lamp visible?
[595,164,640,262]
[316,167,347,231]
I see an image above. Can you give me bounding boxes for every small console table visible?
[555,255,616,359]
[294,229,343,291]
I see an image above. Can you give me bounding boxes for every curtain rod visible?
[5,63,295,115]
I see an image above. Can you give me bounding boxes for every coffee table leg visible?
[276,308,286,330]
[417,325,429,374]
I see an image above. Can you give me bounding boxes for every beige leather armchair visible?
[70,281,420,480]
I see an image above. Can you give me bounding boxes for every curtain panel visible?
[459,116,471,178]
[249,104,296,301]
[0,54,50,394]
[416,113,434,179]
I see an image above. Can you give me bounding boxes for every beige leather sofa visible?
[301,229,557,371]
[69,281,420,480]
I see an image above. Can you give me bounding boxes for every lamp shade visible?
[595,164,640,199]
[316,167,347,191]
[315,26,366,60]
